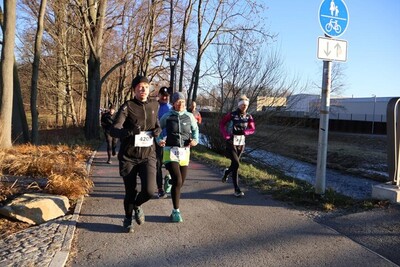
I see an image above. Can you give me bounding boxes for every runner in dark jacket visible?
[111,75,161,233]
[219,95,255,197]
[101,105,118,164]
[156,87,172,198]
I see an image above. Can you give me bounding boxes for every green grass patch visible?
[191,145,386,212]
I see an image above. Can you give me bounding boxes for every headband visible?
[238,99,249,107]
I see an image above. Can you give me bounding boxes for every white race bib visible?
[233,135,245,146]
[135,131,153,147]
[169,147,189,161]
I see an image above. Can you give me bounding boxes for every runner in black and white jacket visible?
[219,95,255,197]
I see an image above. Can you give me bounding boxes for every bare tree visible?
[186,0,270,104]
[201,34,303,153]
[330,63,347,96]
[77,0,108,139]
[12,58,30,143]
[30,0,48,144]
[312,62,347,96]
[0,0,17,148]
[177,0,193,93]
[0,7,29,144]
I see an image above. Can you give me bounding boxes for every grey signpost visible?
[316,0,349,194]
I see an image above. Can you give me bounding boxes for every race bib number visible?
[233,135,245,146]
[135,131,153,147]
[163,147,190,166]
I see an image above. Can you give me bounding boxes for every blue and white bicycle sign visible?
[319,0,349,37]
[325,19,341,34]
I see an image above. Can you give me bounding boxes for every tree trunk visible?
[0,1,16,148]
[82,0,108,140]
[84,53,102,139]
[30,0,47,145]
[0,14,29,143]
[65,55,78,126]
[192,57,201,102]
[178,0,193,93]
[55,0,66,127]
[12,58,30,143]
[142,0,158,76]
[80,25,89,125]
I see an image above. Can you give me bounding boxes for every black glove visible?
[130,125,141,135]
[120,125,141,139]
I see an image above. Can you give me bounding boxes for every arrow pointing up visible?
[334,43,342,57]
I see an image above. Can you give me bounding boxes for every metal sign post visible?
[315,0,349,195]
[315,60,332,194]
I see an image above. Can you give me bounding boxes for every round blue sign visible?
[319,0,349,38]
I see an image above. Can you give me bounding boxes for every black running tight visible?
[225,142,244,190]
[104,131,117,160]
[165,162,188,209]
[122,157,157,218]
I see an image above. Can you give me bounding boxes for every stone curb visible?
[48,196,84,267]
[48,149,97,267]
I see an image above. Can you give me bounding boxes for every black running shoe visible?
[158,188,167,199]
[234,189,244,197]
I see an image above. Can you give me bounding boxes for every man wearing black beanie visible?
[131,75,149,89]
[111,75,161,233]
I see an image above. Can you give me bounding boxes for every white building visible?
[285,94,320,113]
[328,97,392,122]
[286,95,398,122]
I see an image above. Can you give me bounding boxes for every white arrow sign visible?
[317,37,347,62]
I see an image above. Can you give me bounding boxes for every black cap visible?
[159,87,170,96]
[131,75,149,89]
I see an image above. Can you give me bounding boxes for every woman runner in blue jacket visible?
[158,92,199,222]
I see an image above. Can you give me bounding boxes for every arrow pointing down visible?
[324,42,331,56]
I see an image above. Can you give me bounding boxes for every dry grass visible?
[0,127,98,238]
[0,144,94,201]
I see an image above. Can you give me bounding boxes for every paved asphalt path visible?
[68,144,398,267]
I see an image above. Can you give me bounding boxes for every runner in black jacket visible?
[111,75,161,233]
[101,105,117,164]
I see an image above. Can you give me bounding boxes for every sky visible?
[1,1,398,98]
[265,0,400,98]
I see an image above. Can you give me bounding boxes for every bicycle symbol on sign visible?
[325,19,341,34]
